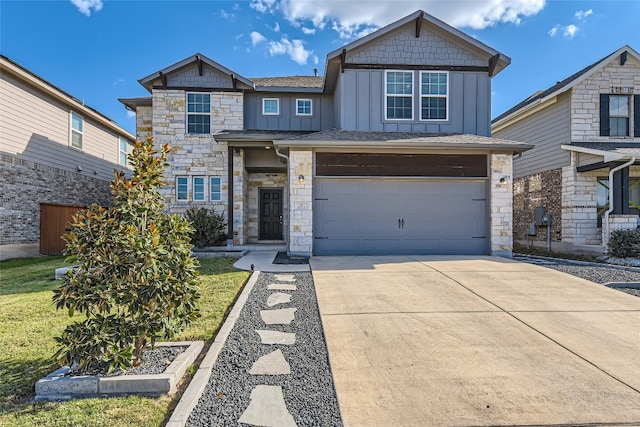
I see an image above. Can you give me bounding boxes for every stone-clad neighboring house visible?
[120,10,531,258]
[492,46,640,254]
[0,55,135,260]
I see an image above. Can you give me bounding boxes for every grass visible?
[0,256,250,426]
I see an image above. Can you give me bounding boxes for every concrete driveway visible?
[310,255,640,426]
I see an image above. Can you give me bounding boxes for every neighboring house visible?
[0,55,135,260]
[492,46,640,254]
[120,10,530,257]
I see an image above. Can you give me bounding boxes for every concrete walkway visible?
[233,251,310,273]
[311,255,640,426]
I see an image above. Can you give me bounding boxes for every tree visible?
[52,137,200,372]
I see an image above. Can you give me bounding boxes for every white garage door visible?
[313,179,488,255]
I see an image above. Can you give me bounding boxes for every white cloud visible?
[548,25,558,37]
[126,110,136,119]
[575,9,593,20]
[273,22,281,32]
[564,24,578,38]
[250,31,267,46]
[268,37,313,65]
[301,26,316,35]
[250,0,546,39]
[220,9,235,20]
[70,0,102,16]
[313,55,319,65]
[112,78,125,86]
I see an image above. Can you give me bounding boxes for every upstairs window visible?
[420,72,448,120]
[263,98,280,115]
[600,94,640,137]
[609,96,629,137]
[70,112,83,149]
[296,99,312,116]
[385,71,413,120]
[187,93,211,134]
[210,177,221,200]
[118,137,128,166]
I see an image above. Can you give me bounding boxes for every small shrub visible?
[185,208,227,248]
[608,228,640,258]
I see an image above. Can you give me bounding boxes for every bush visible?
[52,137,200,373]
[185,208,227,248]
[608,228,640,258]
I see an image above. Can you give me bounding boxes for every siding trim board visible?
[344,63,489,73]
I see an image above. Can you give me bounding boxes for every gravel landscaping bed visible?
[68,346,187,377]
[187,271,342,426]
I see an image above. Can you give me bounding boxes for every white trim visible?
[561,144,627,163]
[295,98,313,116]
[419,71,449,122]
[384,70,414,121]
[176,176,190,202]
[69,111,83,150]
[262,98,280,115]
[186,92,212,135]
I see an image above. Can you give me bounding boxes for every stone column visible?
[232,149,246,245]
[288,150,313,256]
[490,153,513,257]
[561,154,599,246]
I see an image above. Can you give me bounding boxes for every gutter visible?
[604,156,636,247]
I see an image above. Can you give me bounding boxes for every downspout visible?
[604,156,636,248]
[274,145,290,253]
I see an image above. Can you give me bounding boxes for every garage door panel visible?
[314,179,488,255]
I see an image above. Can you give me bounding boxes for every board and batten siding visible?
[493,92,571,178]
[0,71,131,182]
[243,93,335,131]
[336,69,491,135]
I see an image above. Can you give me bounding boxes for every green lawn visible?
[0,256,250,426]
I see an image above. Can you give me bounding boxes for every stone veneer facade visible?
[490,153,515,256]
[0,153,111,246]
[288,150,313,256]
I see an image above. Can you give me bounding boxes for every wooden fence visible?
[39,203,85,255]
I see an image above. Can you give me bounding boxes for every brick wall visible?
[513,168,563,243]
[0,153,111,245]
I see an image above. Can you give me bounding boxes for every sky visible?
[1,0,639,135]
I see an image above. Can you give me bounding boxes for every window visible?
[176,177,189,201]
[609,96,630,137]
[210,177,221,200]
[420,72,448,120]
[600,94,640,137]
[385,71,413,120]
[263,98,279,115]
[193,176,205,201]
[187,93,211,134]
[296,99,312,116]
[596,178,640,226]
[70,112,83,149]
[118,138,128,166]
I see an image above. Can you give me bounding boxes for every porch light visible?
[499,176,508,185]
[298,175,305,184]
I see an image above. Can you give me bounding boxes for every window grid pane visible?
[263,99,279,114]
[71,131,82,149]
[386,72,413,95]
[188,115,211,134]
[177,177,188,201]
[210,177,221,200]
[387,97,412,119]
[297,99,311,115]
[187,93,211,134]
[421,97,447,120]
[193,177,205,201]
[71,113,83,132]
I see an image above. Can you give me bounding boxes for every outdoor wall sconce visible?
[499,176,508,185]
[298,175,305,184]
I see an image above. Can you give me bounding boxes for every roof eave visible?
[275,139,532,153]
[254,86,324,93]
[561,144,628,162]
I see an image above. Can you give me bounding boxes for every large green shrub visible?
[52,138,200,373]
[608,228,640,258]
[185,207,227,248]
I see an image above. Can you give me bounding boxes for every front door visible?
[259,188,283,240]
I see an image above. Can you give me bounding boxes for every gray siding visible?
[0,71,132,183]
[494,92,571,178]
[243,93,335,131]
[338,69,491,135]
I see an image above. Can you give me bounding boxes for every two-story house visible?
[492,46,640,254]
[120,10,531,258]
[0,55,135,260]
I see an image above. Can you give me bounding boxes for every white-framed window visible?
[385,71,413,120]
[187,93,211,134]
[296,99,312,116]
[193,176,206,201]
[176,176,189,202]
[262,98,280,115]
[210,177,221,200]
[70,112,83,149]
[420,71,448,121]
[118,137,128,166]
[610,95,630,137]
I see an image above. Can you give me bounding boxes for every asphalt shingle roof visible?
[251,76,324,88]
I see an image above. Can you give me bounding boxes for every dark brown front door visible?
[259,188,283,240]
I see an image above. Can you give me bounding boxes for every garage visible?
[313,153,489,256]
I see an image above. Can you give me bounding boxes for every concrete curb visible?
[165,271,260,427]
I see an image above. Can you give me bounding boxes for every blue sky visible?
[1,0,638,135]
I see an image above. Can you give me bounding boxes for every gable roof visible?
[1,54,135,141]
[323,10,510,92]
[493,45,640,126]
[138,53,255,93]
[251,76,324,93]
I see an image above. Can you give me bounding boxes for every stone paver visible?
[238,385,297,427]
[249,349,291,375]
[260,307,297,325]
[256,330,296,345]
[267,292,292,307]
[268,283,297,291]
[274,274,296,282]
